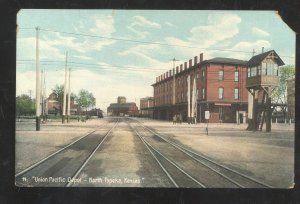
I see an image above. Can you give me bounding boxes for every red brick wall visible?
[153,63,248,107]
[206,64,247,103]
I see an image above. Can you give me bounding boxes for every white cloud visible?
[89,15,115,37]
[188,13,241,47]
[131,16,161,29]
[17,37,65,60]
[165,21,175,27]
[127,15,161,39]
[252,27,270,37]
[213,40,272,60]
[73,55,93,61]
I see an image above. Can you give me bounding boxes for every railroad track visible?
[128,118,272,188]
[15,118,120,187]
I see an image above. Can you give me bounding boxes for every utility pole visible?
[40,67,44,122]
[171,58,179,118]
[171,58,179,105]
[187,75,191,124]
[192,76,197,124]
[62,51,68,123]
[67,67,71,123]
[43,66,46,122]
[28,90,32,99]
[35,27,41,131]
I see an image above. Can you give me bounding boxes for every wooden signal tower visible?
[246,50,284,132]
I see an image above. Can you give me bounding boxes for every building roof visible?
[204,57,248,66]
[108,103,137,109]
[246,50,285,67]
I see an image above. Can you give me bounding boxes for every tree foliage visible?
[16,94,35,116]
[272,65,295,104]
[75,89,96,114]
[52,84,64,115]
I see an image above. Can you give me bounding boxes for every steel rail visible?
[140,122,273,188]
[129,123,179,187]
[132,123,206,188]
[66,118,120,187]
[15,129,99,177]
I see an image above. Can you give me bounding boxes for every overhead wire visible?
[18,27,295,59]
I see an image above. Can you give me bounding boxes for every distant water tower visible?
[246,50,284,132]
[117,96,126,104]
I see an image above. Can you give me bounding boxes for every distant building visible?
[287,78,295,119]
[86,108,103,118]
[117,96,126,104]
[46,92,80,115]
[140,97,154,118]
[47,93,61,115]
[107,97,138,116]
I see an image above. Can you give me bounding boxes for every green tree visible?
[16,94,35,116]
[75,89,96,115]
[272,65,295,104]
[272,65,295,120]
[52,84,64,115]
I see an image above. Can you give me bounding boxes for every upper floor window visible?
[262,62,279,76]
[250,67,257,77]
[234,71,239,81]
[202,88,205,99]
[219,70,224,80]
[257,65,262,76]
[218,87,224,99]
[234,88,239,99]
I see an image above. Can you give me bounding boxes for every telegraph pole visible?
[67,67,71,123]
[171,58,178,105]
[43,66,46,122]
[171,58,179,118]
[62,51,68,123]
[41,68,43,121]
[187,75,191,124]
[35,27,41,131]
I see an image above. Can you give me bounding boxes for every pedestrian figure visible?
[173,115,176,124]
[179,114,182,124]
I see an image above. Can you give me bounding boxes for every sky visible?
[16,10,295,112]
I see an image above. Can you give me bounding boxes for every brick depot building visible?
[152,53,248,123]
[107,96,138,116]
[140,97,154,118]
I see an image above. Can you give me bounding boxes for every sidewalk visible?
[15,119,107,174]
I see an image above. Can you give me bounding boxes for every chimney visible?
[194,56,198,65]
[262,47,264,53]
[169,70,172,77]
[189,59,192,68]
[166,72,168,78]
[200,53,203,62]
[163,73,165,79]
[180,64,183,72]
[184,62,187,70]
[156,77,158,82]
[176,66,179,74]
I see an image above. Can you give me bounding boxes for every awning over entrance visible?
[215,103,232,107]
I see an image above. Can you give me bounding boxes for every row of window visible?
[218,70,239,81]
[155,69,241,95]
[218,87,239,99]
[247,63,278,77]
[155,87,240,105]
